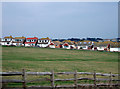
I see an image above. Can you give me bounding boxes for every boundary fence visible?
[0,69,120,89]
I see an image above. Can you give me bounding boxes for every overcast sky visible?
[2,2,118,39]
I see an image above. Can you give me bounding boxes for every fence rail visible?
[1,69,120,89]
[1,72,119,76]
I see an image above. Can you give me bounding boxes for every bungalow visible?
[76,41,93,50]
[62,42,75,49]
[49,42,55,48]
[24,37,38,47]
[37,37,51,48]
[12,36,26,46]
[53,41,62,48]
[96,41,118,51]
[1,36,13,46]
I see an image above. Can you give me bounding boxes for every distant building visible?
[12,36,26,46]
[103,39,111,42]
[62,42,75,49]
[53,41,62,48]
[49,42,55,48]
[37,37,51,48]
[25,37,38,47]
[1,36,13,46]
[76,40,94,50]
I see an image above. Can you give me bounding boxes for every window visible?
[8,39,10,41]
[88,42,91,44]
[5,39,7,41]
[7,42,9,44]
[64,46,68,48]
[19,43,22,45]
[45,40,47,42]
[31,40,34,42]
[84,42,87,44]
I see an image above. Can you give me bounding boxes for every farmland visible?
[2,46,118,74]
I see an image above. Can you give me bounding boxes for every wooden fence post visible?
[109,72,112,87]
[93,70,97,89]
[22,69,27,89]
[50,70,54,89]
[74,70,78,89]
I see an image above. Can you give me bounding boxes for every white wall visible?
[37,44,49,47]
[110,48,120,52]
[49,45,55,48]
[2,38,11,41]
[37,40,51,48]
[12,43,24,46]
[62,45,70,49]
[97,47,105,51]
[1,42,12,46]
[25,44,35,47]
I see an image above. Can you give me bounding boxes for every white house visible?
[62,42,75,49]
[37,37,51,48]
[1,36,13,46]
[49,42,55,48]
[110,48,120,52]
[12,36,26,46]
[76,41,93,50]
[96,47,105,51]
[24,37,38,47]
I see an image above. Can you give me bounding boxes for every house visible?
[24,37,38,47]
[49,42,55,48]
[111,38,117,42]
[53,41,62,48]
[76,40,94,50]
[12,36,26,46]
[62,42,75,49]
[37,37,51,48]
[103,39,111,42]
[1,36,13,46]
[96,41,119,51]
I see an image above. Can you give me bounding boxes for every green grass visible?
[2,46,118,73]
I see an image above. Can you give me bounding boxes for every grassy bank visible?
[2,46,118,73]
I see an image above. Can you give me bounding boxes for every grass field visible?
[2,46,118,74]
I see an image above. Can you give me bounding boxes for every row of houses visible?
[0,36,52,47]
[0,36,119,52]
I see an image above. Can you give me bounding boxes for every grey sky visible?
[2,2,118,39]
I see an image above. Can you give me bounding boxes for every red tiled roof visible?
[50,42,54,45]
[26,37,38,40]
[63,43,69,46]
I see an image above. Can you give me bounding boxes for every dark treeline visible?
[52,37,120,42]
